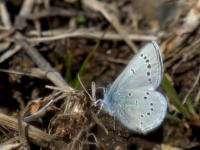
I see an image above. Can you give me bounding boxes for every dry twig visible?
[83,0,138,53]
[0,113,67,149]
[27,29,157,42]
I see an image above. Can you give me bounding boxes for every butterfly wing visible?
[109,41,163,94]
[112,89,167,134]
[102,41,167,133]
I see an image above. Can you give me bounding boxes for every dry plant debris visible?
[0,0,199,149]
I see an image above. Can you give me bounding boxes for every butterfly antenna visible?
[96,86,103,89]
[78,75,105,115]
[106,81,111,88]
[77,75,93,101]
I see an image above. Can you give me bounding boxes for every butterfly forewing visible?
[110,41,163,94]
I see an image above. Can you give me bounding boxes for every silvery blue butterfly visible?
[102,41,167,134]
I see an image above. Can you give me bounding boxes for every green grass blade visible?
[161,74,191,119]
[73,41,100,88]
[65,50,72,82]
[186,99,196,117]
[54,48,59,70]
[165,113,186,123]
[186,99,200,125]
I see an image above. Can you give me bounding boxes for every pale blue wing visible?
[112,89,167,134]
[109,41,163,94]
[102,41,166,133]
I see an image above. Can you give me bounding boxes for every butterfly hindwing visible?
[112,89,167,133]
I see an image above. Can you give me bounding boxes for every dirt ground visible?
[0,0,200,150]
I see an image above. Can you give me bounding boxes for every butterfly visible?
[102,41,167,134]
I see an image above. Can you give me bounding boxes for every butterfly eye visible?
[103,88,108,93]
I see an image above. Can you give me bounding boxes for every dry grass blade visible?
[27,29,157,42]
[82,0,138,53]
[162,0,200,53]
[0,45,21,63]
[0,0,199,149]
[91,114,108,135]
[14,34,67,87]
[0,68,58,80]
[91,82,96,102]
[23,99,54,122]
[182,70,200,104]
[0,136,20,149]
[23,6,99,20]
[78,75,93,101]
[0,113,67,149]
[0,2,12,29]
[164,38,200,68]
[18,112,29,150]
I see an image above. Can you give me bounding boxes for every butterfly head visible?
[101,86,115,115]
